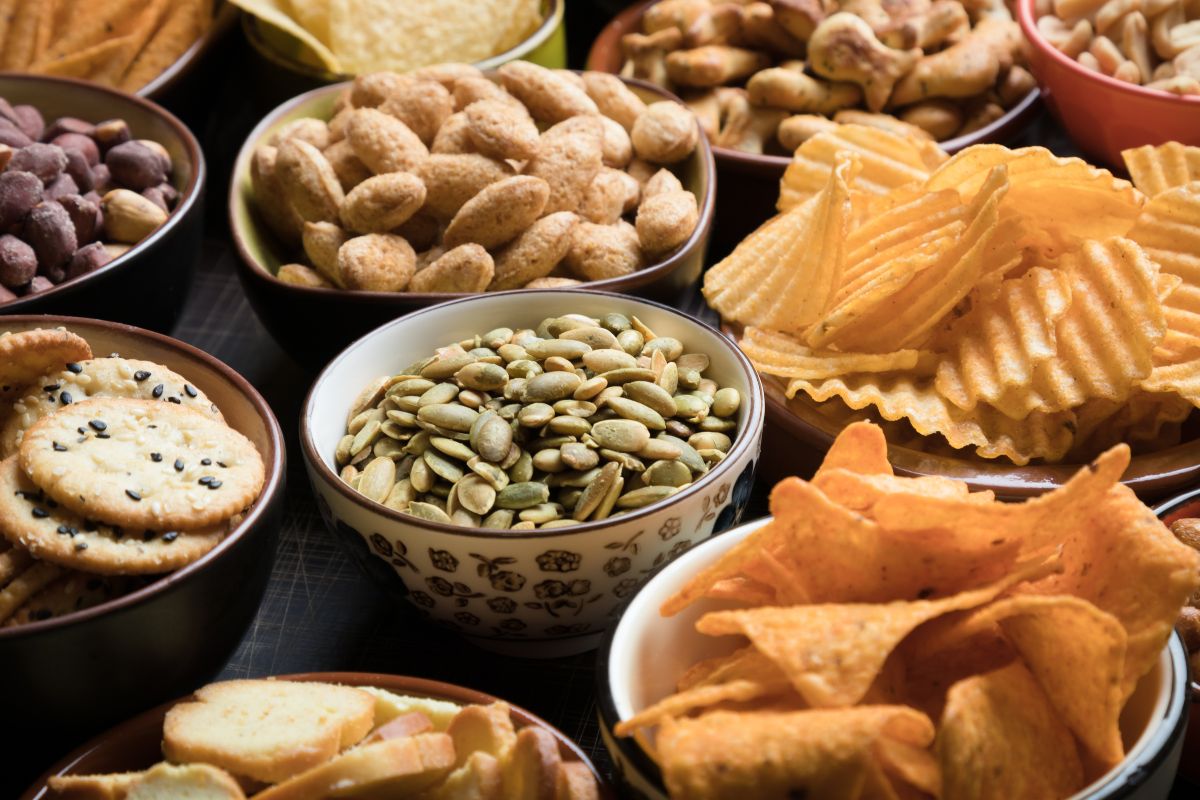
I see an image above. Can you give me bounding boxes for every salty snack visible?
[51,678,600,799]
[1036,0,1200,95]
[0,327,265,628]
[336,312,742,529]
[0,0,214,92]
[619,0,1033,152]
[229,0,543,75]
[250,62,701,293]
[706,129,1200,465]
[616,421,1200,799]
[1169,516,1200,679]
[0,101,180,304]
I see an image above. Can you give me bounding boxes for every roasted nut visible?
[276,138,345,223]
[465,99,540,161]
[44,117,93,141]
[0,171,43,229]
[453,76,526,113]
[27,275,53,293]
[643,168,685,200]
[565,220,642,281]
[443,175,550,249]
[807,14,921,112]
[410,61,486,87]
[599,115,634,168]
[62,149,94,193]
[498,62,600,123]
[44,173,78,202]
[323,139,372,192]
[91,163,113,194]
[250,145,304,244]
[526,116,604,214]
[51,133,99,166]
[410,243,494,292]
[379,78,455,145]
[270,117,331,150]
[395,213,442,252]
[580,168,640,224]
[416,153,513,219]
[92,119,131,152]
[582,72,648,131]
[11,104,44,140]
[898,100,963,139]
[135,139,173,173]
[66,241,112,280]
[430,111,475,154]
[340,172,427,233]
[631,102,699,164]
[302,221,349,286]
[0,233,37,287]
[101,188,167,243]
[746,68,863,113]
[104,141,166,190]
[58,194,100,243]
[23,201,77,268]
[637,190,699,255]
[350,71,409,107]
[11,143,68,185]
[347,108,429,174]
[491,211,578,291]
[277,263,333,287]
[338,233,416,291]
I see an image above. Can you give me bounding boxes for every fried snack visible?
[1123,143,1200,198]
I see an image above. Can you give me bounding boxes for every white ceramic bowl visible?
[598,518,1191,799]
[302,290,765,657]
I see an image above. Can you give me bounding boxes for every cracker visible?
[0,558,62,625]
[0,329,93,401]
[19,398,264,530]
[0,457,231,574]
[0,357,223,458]
[2,569,146,627]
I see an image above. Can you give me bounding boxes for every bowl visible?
[301,290,763,657]
[0,75,206,334]
[138,1,241,101]
[0,317,285,742]
[597,516,1192,799]
[241,0,567,109]
[1017,0,1200,169]
[586,0,1042,251]
[230,72,716,366]
[20,672,614,799]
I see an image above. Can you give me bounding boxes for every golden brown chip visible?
[121,0,211,92]
[811,420,893,480]
[1122,143,1200,198]
[740,327,932,381]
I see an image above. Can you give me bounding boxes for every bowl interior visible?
[606,517,1187,797]
[304,290,760,531]
[0,316,281,636]
[230,74,712,299]
[21,672,609,799]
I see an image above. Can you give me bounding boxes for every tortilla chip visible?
[812,420,893,480]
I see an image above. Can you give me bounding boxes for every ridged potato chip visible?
[777,124,944,213]
[1129,183,1200,368]
[1122,143,1200,199]
[740,327,933,381]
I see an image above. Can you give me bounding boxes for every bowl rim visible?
[1152,489,1200,694]
[241,0,564,82]
[227,71,716,303]
[0,73,207,313]
[595,514,1194,799]
[19,670,613,800]
[137,1,241,99]
[1017,0,1200,108]
[300,288,765,539]
[0,314,286,640]
[583,0,1042,166]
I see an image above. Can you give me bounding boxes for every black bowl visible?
[0,317,284,772]
[0,76,206,333]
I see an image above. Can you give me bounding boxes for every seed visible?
[658,434,707,474]
[631,316,656,340]
[431,436,476,462]
[643,459,692,488]
[374,437,406,459]
[677,353,711,373]
[385,409,418,427]
[713,387,741,418]
[548,415,591,437]
[573,461,620,520]
[347,376,389,426]
[506,359,543,379]
[406,502,453,523]
[582,348,637,373]
[622,381,677,418]
[689,431,732,452]
[512,329,540,348]
[410,457,434,492]
[393,395,421,413]
[497,343,528,362]
[402,356,435,374]
[456,474,497,515]
[530,435,575,451]
[497,402,521,420]
[424,450,465,482]
[637,438,682,461]
[561,442,599,470]
[509,450,533,482]
[499,442,523,470]
[678,367,702,389]
[421,352,476,380]
[482,327,514,349]
[560,326,618,349]
[617,485,679,509]
[519,502,563,524]
[335,434,354,465]
[532,448,565,473]
[456,362,509,391]
[404,430,431,455]
[384,478,416,510]
[599,448,646,472]
[599,367,657,385]
[591,419,651,452]
[594,475,625,520]
[617,329,644,356]
[540,519,579,529]
[551,467,602,488]
[573,376,607,400]
[511,520,538,530]
[497,481,550,509]
[387,378,435,397]
[351,446,373,467]
[600,313,631,333]
[417,403,479,432]
[525,338,591,360]
[542,356,575,373]
[396,455,416,479]
[351,418,382,455]
[468,456,511,490]
[650,350,667,380]
[451,509,481,527]
[697,378,719,397]
[417,383,459,407]
[606,397,666,431]
[665,420,692,438]
[340,464,359,484]
[482,509,515,528]
[522,371,581,402]
[699,416,737,432]
[504,378,528,401]
[594,386,623,407]
[554,399,598,417]
[472,412,513,462]
[697,448,726,465]
[517,403,555,427]
[674,394,709,421]
[457,389,486,409]
[358,456,396,502]
[347,409,373,435]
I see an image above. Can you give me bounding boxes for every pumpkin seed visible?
[517,402,555,427]
[347,376,389,426]
[504,378,528,401]
[456,474,497,515]
[523,371,581,402]
[540,519,580,529]
[482,509,515,528]
[594,474,624,520]
[468,456,511,491]
[550,467,602,488]
[582,348,637,373]
[519,502,563,524]
[573,376,607,400]
[497,481,550,509]
[424,450,465,482]
[497,402,521,420]
[674,394,709,421]
[689,432,732,452]
[417,403,478,432]
[350,445,373,467]
[396,455,416,480]
[561,326,618,349]
[599,367,657,385]
[421,352,476,380]
[419,384,464,408]
[512,329,540,348]
[617,485,679,509]
[600,313,631,333]
[677,353,711,373]
[678,367,702,389]
[358,457,395,502]
[658,434,707,474]
[697,448,726,465]
[387,378,435,398]
[526,338,591,360]
[482,327,514,349]
[713,387,741,418]
[456,361,508,391]
[384,478,416,510]
[510,520,538,531]
[499,442,523,470]
[637,438,682,461]
[386,409,418,427]
[560,442,598,470]
[573,461,620,520]
[548,415,591,437]
[622,381,676,417]
[393,395,421,413]
[599,448,646,472]
[473,413,513,462]
[404,430,431,455]
[698,379,719,396]
[431,436,476,462]
[497,343,528,362]
[665,420,692,438]
[340,464,359,484]
[699,416,737,432]
[542,356,575,373]
[347,408,372,435]
[554,399,597,417]
[509,450,533,482]
[591,419,651,452]
[644,459,692,488]
[406,502,453,523]
[410,457,434,492]
[532,448,565,472]
[374,437,406,459]
[458,389,486,409]
[506,359,543,379]
[617,329,644,356]
[451,509,481,527]
[335,434,354,465]
[630,315,656,340]
[351,418,382,456]
[606,397,666,431]
[530,435,576,451]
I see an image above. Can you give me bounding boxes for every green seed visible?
[384,478,416,510]
[616,485,679,509]
[548,415,591,437]
[713,387,741,418]
[599,367,657,385]
[560,326,618,349]
[386,378,435,397]
[598,448,646,472]
[643,459,692,488]
[509,450,534,482]
[689,431,732,452]
[358,457,396,502]
[674,394,709,421]
[482,327,514,349]
[553,399,598,417]
[506,359,543,379]
[617,329,644,356]
[522,371,581,402]
[497,343,528,362]
[532,448,565,472]
[482,509,515,528]
[526,338,592,360]
[455,362,509,391]
[573,376,607,400]
[518,402,555,427]
[550,467,602,488]
[519,502,563,524]
[573,461,620,520]
[591,419,651,452]
[497,481,550,509]
[539,519,580,529]
[424,450,465,483]
[467,456,511,490]
[606,397,666,431]
[582,348,637,373]
[601,312,631,333]
[421,352,475,379]
[699,416,737,432]
[637,438,682,461]
[622,381,678,418]
[430,436,476,462]
[658,434,707,474]
[406,502,453,523]
[456,474,497,515]
[417,403,479,432]
[560,442,599,470]
[404,430,431,456]
[642,337,683,361]
[335,434,353,465]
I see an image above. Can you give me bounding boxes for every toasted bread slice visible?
[251,733,456,800]
[445,702,518,769]
[554,762,599,800]
[365,711,435,744]
[502,727,561,800]
[127,763,246,799]
[48,770,143,799]
[419,751,503,800]
[162,680,375,784]
[361,687,462,731]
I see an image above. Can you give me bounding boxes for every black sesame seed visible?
[96,433,110,439]
[184,384,198,398]
[60,391,72,405]
[150,452,162,462]
[52,441,67,451]
[198,476,213,485]
[162,531,178,543]
[201,458,212,466]
[66,363,82,374]
[207,480,223,490]
[167,396,181,404]
[56,524,71,535]
[217,461,227,469]
[134,370,151,382]
[152,384,164,398]
[77,427,86,435]
[125,489,141,501]
[43,383,60,392]
[31,507,48,518]
[76,436,86,443]
[88,420,107,432]
[174,459,184,472]
[75,541,88,551]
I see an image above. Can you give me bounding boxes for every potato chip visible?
[1129,183,1200,366]
[739,327,932,381]
[811,420,892,479]
[1122,143,1200,198]
[694,547,1061,708]
[937,662,1084,800]
[777,124,945,213]
[1068,391,1193,460]
[229,0,341,70]
[658,706,935,800]
[704,157,855,335]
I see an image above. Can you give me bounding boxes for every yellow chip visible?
[228,0,341,71]
[1128,183,1200,365]
[704,157,854,335]
[740,327,932,381]
[1122,142,1200,198]
[1068,391,1194,460]
[121,0,210,92]
[777,124,944,213]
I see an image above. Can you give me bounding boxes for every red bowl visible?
[1017,0,1200,169]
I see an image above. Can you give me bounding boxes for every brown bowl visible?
[20,672,614,799]
[0,317,285,768]
[586,0,1041,249]
[229,72,716,366]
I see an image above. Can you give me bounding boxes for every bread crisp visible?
[48,771,143,800]
[126,763,245,800]
[162,680,376,784]
[362,686,462,731]
[445,701,517,768]
[502,726,562,800]
[419,751,503,800]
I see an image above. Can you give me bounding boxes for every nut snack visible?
[616,421,1200,799]
[336,312,742,529]
[0,0,214,92]
[49,678,600,799]
[618,0,1033,152]
[1169,517,1200,681]
[0,327,265,628]
[250,61,702,293]
[706,127,1200,465]
[0,100,179,304]
[1034,0,1200,95]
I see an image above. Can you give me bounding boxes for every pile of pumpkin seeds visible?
[335,312,742,530]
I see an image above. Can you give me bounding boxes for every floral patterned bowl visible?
[301,290,765,657]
